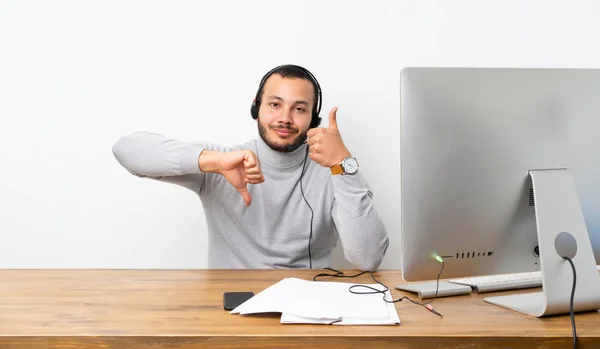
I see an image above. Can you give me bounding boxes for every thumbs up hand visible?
[306,107,351,167]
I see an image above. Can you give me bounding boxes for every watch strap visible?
[330,163,344,175]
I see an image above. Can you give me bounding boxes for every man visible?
[112,64,389,271]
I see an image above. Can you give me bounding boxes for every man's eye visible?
[296,107,307,113]
[269,102,279,108]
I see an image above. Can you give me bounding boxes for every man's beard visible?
[258,122,307,153]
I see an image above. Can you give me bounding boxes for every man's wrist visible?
[329,150,352,167]
[198,150,224,174]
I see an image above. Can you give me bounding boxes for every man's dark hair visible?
[256,64,320,114]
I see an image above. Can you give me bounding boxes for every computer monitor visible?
[399,67,600,317]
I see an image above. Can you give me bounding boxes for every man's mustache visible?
[271,125,299,132]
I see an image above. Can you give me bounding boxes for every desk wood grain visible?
[0,269,598,349]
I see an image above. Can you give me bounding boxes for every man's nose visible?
[277,108,293,123]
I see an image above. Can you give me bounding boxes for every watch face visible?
[343,157,358,174]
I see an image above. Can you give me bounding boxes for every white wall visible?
[1,0,599,269]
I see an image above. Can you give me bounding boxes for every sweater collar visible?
[255,134,308,169]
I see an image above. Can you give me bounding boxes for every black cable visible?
[313,268,371,281]
[314,262,445,317]
[426,260,444,305]
[564,257,577,349]
[299,145,313,269]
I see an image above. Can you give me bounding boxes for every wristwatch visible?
[330,156,359,175]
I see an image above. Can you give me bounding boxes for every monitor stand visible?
[484,168,600,317]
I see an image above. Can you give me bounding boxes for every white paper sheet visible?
[230,277,400,325]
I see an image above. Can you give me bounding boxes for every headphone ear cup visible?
[250,100,258,120]
[310,113,322,128]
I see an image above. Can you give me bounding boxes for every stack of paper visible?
[230,277,400,325]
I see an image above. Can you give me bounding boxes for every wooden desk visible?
[0,269,598,349]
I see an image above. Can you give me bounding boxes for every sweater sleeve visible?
[331,172,389,271]
[112,131,208,194]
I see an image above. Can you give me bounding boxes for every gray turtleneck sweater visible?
[112,131,389,271]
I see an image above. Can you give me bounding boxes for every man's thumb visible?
[238,187,252,206]
[329,107,339,130]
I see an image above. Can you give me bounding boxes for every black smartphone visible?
[223,291,254,310]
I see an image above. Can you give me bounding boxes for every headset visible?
[250,64,323,129]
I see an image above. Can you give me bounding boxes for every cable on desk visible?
[313,261,445,318]
[564,257,577,349]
